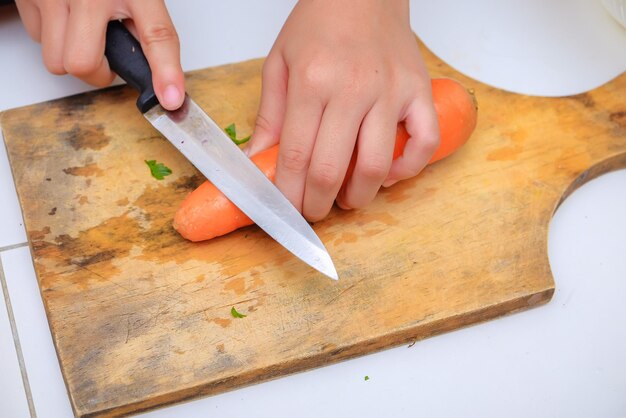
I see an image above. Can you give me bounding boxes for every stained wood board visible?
[2,42,625,417]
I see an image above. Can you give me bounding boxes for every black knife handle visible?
[104,20,159,113]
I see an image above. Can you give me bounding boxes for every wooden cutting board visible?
[2,41,625,417]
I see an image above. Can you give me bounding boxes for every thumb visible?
[245,54,287,156]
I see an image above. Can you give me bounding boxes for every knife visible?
[104,21,338,280]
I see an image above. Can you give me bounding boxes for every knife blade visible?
[104,21,338,280]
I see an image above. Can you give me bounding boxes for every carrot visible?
[173,78,477,242]
[429,78,478,162]
[173,145,280,241]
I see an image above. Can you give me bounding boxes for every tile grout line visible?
[0,241,29,252]
[0,256,37,418]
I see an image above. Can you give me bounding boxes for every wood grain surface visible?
[2,42,625,417]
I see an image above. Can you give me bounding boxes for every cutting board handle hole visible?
[554,152,626,214]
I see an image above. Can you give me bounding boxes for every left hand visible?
[245,0,439,221]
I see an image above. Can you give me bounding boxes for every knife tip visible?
[322,264,339,281]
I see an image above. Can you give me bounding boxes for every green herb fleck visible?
[225,123,251,145]
[231,306,247,318]
[145,160,172,180]
[364,376,370,381]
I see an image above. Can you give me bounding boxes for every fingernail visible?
[162,84,182,110]
[382,179,397,188]
[243,141,259,157]
[336,201,352,210]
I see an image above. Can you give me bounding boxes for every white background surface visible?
[411,0,626,96]
[1,1,625,417]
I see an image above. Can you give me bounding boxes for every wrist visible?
[295,0,409,24]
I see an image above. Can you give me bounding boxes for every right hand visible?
[15,0,185,110]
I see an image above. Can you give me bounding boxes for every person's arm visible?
[246,0,439,221]
[14,0,184,110]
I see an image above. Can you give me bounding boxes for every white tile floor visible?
[1,247,74,418]
[0,260,31,418]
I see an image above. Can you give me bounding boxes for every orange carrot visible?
[173,145,280,241]
[429,78,478,162]
[173,78,477,242]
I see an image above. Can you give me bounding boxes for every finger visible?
[63,1,115,86]
[122,18,139,39]
[128,0,184,110]
[39,0,68,75]
[384,97,439,187]
[302,100,364,221]
[245,54,288,156]
[15,0,42,42]
[274,87,325,212]
[336,102,397,210]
